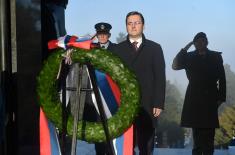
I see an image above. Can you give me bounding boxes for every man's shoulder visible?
[108,41,116,48]
[145,39,161,48]
[208,50,223,62]
[145,39,159,44]
[118,40,128,45]
[115,40,129,49]
[208,50,222,55]
[110,40,128,54]
[107,42,116,51]
[109,41,117,46]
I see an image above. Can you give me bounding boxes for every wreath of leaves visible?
[37,48,140,142]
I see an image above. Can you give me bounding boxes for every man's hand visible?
[183,41,194,51]
[153,108,162,117]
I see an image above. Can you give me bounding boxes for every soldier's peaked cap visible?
[95,22,112,34]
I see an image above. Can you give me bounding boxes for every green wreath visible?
[37,48,140,142]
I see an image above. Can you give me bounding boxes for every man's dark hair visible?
[126,11,145,25]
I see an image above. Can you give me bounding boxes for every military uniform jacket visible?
[172,49,226,128]
[107,41,116,51]
[113,35,166,127]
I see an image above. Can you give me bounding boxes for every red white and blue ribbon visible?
[95,70,134,155]
[48,35,95,50]
[39,108,61,155]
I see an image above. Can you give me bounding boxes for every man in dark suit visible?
[172,32,226,155]
[113,11,166,155]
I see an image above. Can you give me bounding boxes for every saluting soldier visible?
[172,32,226,155]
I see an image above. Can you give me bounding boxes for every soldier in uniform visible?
[93,22,116,155]
[94,22,116,51]
[172,32,226,155]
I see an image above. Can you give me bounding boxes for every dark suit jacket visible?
[113,35,166,127]
[172,49,226,128]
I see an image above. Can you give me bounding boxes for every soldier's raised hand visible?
[182,41,194,51]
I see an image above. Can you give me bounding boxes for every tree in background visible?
[215,105,235,147]
[220,64,235,111]
[156,80,185,148]
[215,64,235,147]
[116,32,126,43]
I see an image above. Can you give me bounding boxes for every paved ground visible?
[154,148,228,155]
[75,141,233,155]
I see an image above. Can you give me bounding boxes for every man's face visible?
[126,15,144,39]
[194,37,208,51]
[97,33,110,44]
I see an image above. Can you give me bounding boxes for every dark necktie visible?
[101,45,105,49]
[132,41,138,51]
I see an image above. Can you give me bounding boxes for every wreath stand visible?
[60,60,115,155]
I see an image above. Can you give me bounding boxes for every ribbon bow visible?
[48,35,96,50]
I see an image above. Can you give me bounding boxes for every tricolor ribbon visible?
[95,70,134,155]
[40,108,61,155]
[48,34,97,78]
[48,35,96,50]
